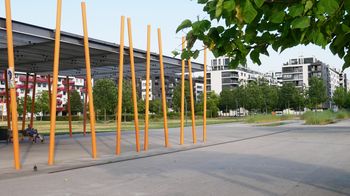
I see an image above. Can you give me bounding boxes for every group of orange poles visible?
[3,0,208,170]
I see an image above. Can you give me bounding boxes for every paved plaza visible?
[0,120,350,195]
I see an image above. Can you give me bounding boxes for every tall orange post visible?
[203,47,207,142]
[157,28,169,147]
[4,70,11,130]
[180,37,186,145]
[81,2,97,159]
[48,74,51,113]
[144,25,151,151]
[83,79,87,136]
[66,76,72,137]
[5,0,20,170]
[30,74,37,128]
[188,60,197,144]
[116,16,125,155]
[48,0,62,165]
[21,73,29,131]
[127,18,140,152]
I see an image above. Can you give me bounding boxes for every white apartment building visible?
[207,57,270,94]
[140,80,153,101]
[0,72,86,117]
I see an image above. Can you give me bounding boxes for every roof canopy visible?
[0,18,203,79]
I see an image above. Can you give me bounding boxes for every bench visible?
[0,128,10,144]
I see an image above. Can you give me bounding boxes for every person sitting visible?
[25,124,44,143]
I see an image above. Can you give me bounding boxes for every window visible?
[43,83,47,87]
[38,83,41,87]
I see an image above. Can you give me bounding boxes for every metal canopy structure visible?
[0,17,203,78]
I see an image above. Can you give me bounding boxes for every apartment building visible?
[0,72,86,116]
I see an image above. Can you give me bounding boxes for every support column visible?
[30,74,37,128]
[48,74,51,113]
[127,18,140,152]
[4,70,11,130]
[66,76,72,137]
[180,37,186,145]
[5,0,20,170]
[203,47,207,142]
[81,2,97,158]
[48,0,62,165]
[144,25,151,151]
[157,28,169,147]
[21,73,29,132]
[188,59,197,144]
[83,79,87,136]
[116,16,125,155]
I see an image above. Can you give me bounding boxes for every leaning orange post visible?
[203,47,207,142]
[116,16,125,155]
[30,73,37,128]
[81,2,97,159]
[5,0,20,170]
[21,73,29,132]
[144,25,151,151]
[66,76,72,137]
[4,70,11,130]
[157,28,169,147]
[48,0,62,165]
[188,59,197,144]
[127,18,140,152]
[180,37,186,145]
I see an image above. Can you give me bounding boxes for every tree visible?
[93,79,117,116]
[37,91,50,116]
[219,88,235,112]
[69,90,83,115]
[333,87,348,109]
[307,77,327,110]
[172,81,191,112]
[176,0,350,71]
[260,84,279,113]
[17,95,40,116]
[279,83,300,110]
[204,92,220,117]
[149,99,162,114]
[244,82,263,113]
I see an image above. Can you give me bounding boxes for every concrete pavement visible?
[0,120,350,195]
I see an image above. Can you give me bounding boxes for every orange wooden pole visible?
[21,73,29,132]
[180,37,186,145]
[48,74,51,113]
[48,0,62,165]
[116,16,125,155]
[203,47,207,142]
[4,70,11,130]
[83,79,87,136]
[144,25,151,151]
[157,28,169,147]
[66,76,72,137]
[188,60,197,144]
[81,2,97,158]
[127,18,140,152]
[5,0,20,170]
[30,73,37,128]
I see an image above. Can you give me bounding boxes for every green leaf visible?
[288,4,304,17]
[176,19,192,33]
[291,17,310,29]
[317,0,339,15]
[172,50,180,57]
[193,50,200,59]
[181,50,191,60]
[345,0,350,12]
[341,24,350,34]
[304,0,313,13]
[223,0,235,12]
[270,11,285,23]
[254,0,264,8]
[250,49,261,65]
[216,0,224,18]
[198,0,209,4]
[242,0,258,23]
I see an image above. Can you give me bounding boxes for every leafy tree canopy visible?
[177,0,350,70]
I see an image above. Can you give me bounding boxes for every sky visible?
[0,0,348,75]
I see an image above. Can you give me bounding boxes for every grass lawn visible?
[0,117,242,135]
[301,110,350,125]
